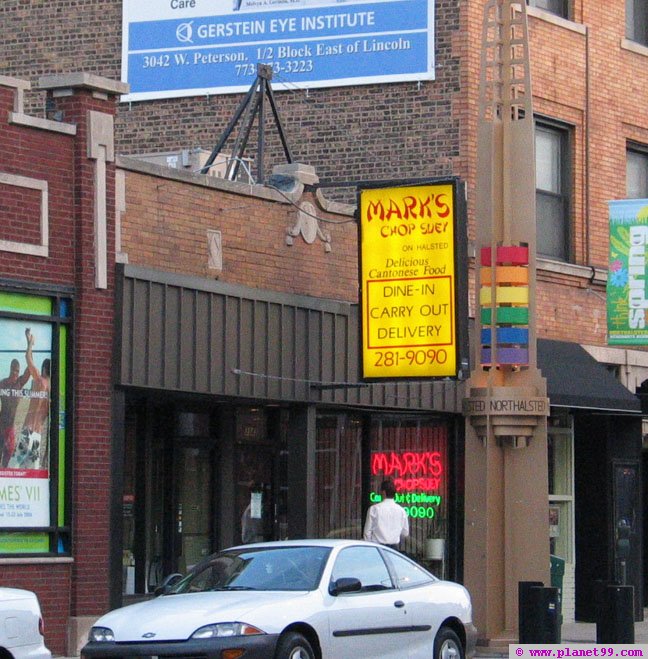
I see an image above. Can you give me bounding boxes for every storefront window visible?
[315,414,363,540]
[548,414,574,561]
[370,418,448,566]
[0,292,71,555]
[315,414,450,568]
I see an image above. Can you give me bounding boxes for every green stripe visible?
[0,293,52,315]
[0,533,49,553]
[481,307,529,325]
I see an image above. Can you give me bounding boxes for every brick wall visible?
[523,4,648,275]
[3,1,646,350]
[0,88,76,287]
[0,0,464,202]
[120,165,360,301]
[0,563,72,653]
[0,77,123,654]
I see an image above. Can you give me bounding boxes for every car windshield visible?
[170,546,331,593]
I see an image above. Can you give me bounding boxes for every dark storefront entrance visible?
[122,402,291,598]
[119,398,463,602]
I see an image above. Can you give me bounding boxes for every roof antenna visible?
[200,63,293,184]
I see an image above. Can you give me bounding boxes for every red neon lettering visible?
[394,477,441,491]
[371,451,444,477]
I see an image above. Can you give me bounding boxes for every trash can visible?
[519,582,561,643]
[550,555,565,617]
[596,584,634,644]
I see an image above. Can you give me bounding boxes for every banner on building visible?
[0,319,52,527]
[121,0,435,101]
[608,199,648,345]
[358,179,467,380]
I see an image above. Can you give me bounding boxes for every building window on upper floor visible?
[627,145,648,198]
[626,0,648,46]
[535,120,571,261]
[528,0,569,19]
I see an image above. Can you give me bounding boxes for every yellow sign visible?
[359,182,458,379]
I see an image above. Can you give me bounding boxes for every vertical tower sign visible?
[462,0,550,643]
[358,179,467,380]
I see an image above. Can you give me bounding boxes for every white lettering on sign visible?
[628,225,648,329]
[464,398,548,415]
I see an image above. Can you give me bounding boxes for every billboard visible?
[358,179,466,380]
[121,0,435,101]
[608,199,648,345]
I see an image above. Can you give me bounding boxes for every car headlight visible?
[191,623,265,638]
[89,626,115,642]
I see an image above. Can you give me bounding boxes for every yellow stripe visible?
[479,286,529,305]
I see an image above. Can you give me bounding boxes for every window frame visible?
[626,0,648,47]
[626,142,648,199]
[535,116,572,263]
[0,289,73,557]
[548,415,574,563]
[528,0,570,20]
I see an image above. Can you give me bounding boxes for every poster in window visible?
[0,320,51,527]
[549,505,560,538]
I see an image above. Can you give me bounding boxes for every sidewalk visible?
[476,613,648,657]
[561,615,648,643]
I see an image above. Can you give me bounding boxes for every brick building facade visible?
[0,0,463,195]
[0,74,127,653]
[3,0,648,650]
[3,0,648,348]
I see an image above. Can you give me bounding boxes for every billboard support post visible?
[200,64,293,184]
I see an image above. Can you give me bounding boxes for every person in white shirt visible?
[363,478,409,549]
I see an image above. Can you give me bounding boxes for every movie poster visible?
[0,320,51,527]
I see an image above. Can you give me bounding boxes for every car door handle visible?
[394,600,405,608]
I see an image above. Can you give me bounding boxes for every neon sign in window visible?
[371,450,444,518]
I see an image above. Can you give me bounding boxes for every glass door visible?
[174,443,216,574]
[236,443,275,544]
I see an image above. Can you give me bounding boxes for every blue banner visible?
[121,0,434,100]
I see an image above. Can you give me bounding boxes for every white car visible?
[0,587,52,659]
[83,539,477,659]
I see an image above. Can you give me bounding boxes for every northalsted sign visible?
[358,179,467,380]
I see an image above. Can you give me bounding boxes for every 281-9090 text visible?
[374,349,448,367]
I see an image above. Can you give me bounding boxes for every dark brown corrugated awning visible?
[538,339,641,413]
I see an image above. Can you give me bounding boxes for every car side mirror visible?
[329,577,362,596]
[154,573,183,596]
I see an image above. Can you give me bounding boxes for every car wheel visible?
[275,631,315,659]
[434,626,464,659]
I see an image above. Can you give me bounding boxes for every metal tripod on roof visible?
[200,64,293,184]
